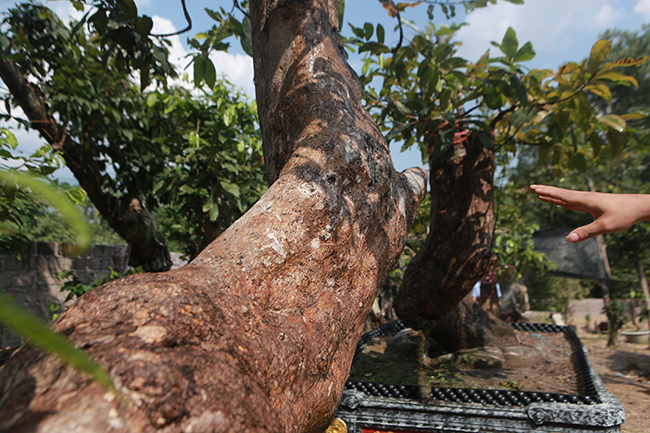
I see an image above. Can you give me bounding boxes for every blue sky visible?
[1,0,650,179]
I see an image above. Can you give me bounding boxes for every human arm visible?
[529,185,650,243]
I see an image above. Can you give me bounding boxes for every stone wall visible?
[0,242,129,347]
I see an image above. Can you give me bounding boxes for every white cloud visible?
[454,0,626,67]
[152,15,255,97]
[633,0,650,20]
[134,0,152,9]
[151,15,189,73]
[46,1,87,24]
[210,51,255,97]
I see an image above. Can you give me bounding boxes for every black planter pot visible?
[335,322,625,433]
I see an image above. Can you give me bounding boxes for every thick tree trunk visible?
[0,48,171,272]
[0,1,426,432]
[394,132,496,329]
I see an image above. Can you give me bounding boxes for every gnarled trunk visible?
[394,132,496,329]
[0,1,426,432]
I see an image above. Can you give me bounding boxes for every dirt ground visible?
[576,330,650,433]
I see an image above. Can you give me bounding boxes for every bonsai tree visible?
[347,12,647,349]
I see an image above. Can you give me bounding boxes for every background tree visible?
[502,24,650,345]
[0,2,173,270]
[0,127,93,257]
[346,13,646,353]
[0,3,267,266]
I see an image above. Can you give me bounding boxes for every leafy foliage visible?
[189,2,253,88]
[49,266,144,320]
[75,0,174,89]
[347,21,646,175]
[493,181,553,281]
[0,128,91,257]
[2,4,266,261]
[526,275,591,313]
[592,24,650,116]
[146,83,267,259]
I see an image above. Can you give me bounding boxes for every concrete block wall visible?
[0,242,129,347]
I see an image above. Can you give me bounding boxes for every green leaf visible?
[205,8,223,22]
[116,0,138,20]
[359,42,390,55]
[204,58,217,89]
[223,163,239,174]
[350,24,365,39]
[508,75,528,107]
[194,56,207,87]
[594,71,638,87]
[208,203,219,222]
[538,144,551,165]
[587,39,611,74]
[606,128,626,157]
[146,92,158,107]
[37,165,58,176]
[202,197,220,222]
[5,130,17,149]
[88,9,108,35]
[376,24,385,45]
[514,41,535,63]
[71,0,85,11]
[483,87,505,110]
[585,83,612,101]
[569,152,587,172]
[223,107,234,127]
[221,181,240,197]
[338,0,345,30]
[140,64,150,90]
[501,27,519,59]
[599,114,626,133]
[240,37,253,57]
[136,16,153,37]
[115,51,125,73]
[363,22,374,40]
[241,16,253,56]
[0,295,114,389]
[179,185,195,194]
[589,134,602,158]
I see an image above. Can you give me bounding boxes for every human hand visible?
[529,185,650,243]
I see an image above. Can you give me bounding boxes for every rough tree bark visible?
[0,48,172,272]
[394,132,497,329]
[0,1,426,432]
